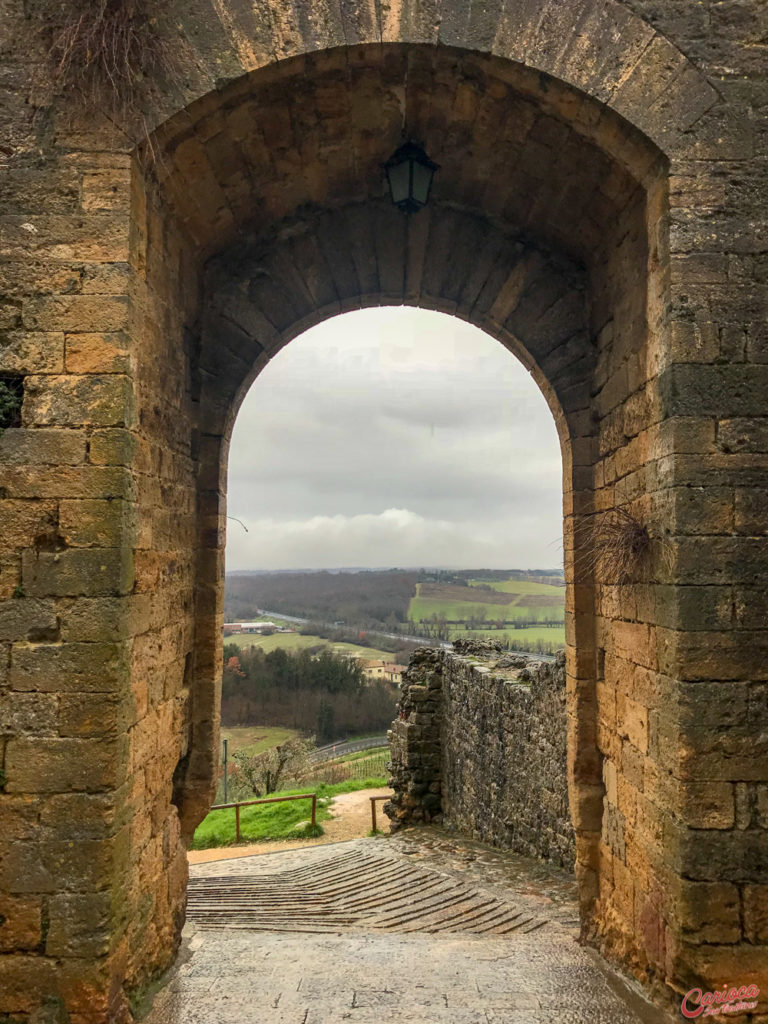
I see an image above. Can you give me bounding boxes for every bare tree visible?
[232,737,316,796]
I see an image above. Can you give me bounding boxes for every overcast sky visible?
[226,307,563,571]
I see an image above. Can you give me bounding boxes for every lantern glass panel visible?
[411,161,434,206]
[387,161,411,206]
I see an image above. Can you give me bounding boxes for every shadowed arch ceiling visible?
[201,202,591,441]
[151,45,661,261]
[144,44,663,440]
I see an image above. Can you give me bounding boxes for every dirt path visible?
[187,786,393,864]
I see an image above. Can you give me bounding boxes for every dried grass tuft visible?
[42,0,180,122]
[574,507,654,584]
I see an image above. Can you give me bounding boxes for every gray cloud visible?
[226,307,563,570]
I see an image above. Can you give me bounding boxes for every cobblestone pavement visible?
[144,830,672,1024]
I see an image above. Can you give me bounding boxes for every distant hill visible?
[225,569,419,627]
[228,566,564,579]
[224,567,564,634]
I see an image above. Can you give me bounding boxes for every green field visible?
[451,625,566,647]
[410,580,564,621]
[408,575,565,651]
[410,596,560,622]
[191,777,388,849]
[224,631,394,661]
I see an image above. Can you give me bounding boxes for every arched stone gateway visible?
[0,2,766,1020]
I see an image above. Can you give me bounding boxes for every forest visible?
[221,644,398,742]
[225,569,419,626]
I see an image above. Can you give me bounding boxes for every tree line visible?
[297,620,420,662]
[221,645,398,742]
[225,569,418,627]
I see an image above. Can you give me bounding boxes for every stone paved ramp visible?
[145,834,670,1024]
[187,846,550,936]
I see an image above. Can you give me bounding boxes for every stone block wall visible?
[387,642,575,871]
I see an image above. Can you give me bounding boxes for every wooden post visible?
[311,794,317,828]
[223,738,229,804]
[370,796,377,832]
[235,803,241,843]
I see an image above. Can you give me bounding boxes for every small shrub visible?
[575,506,654,584]
[0,375,23,430]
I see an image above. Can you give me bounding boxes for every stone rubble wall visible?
[387,648,445,827]
[387,641,575,871]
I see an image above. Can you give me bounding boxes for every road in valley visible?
[308,736,390,762]
[257,609,557,662]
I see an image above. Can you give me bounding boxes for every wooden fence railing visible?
[210,793,317,843]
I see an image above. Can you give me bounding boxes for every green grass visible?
[191,777,388,849]
[220,725,300,757]
[224,631,394,661]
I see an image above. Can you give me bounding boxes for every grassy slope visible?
[318,748,390,776]
[332,746,387,763]
[219,725,300,757]
[219,727,392,761]
[191,777,388,849]
[224,631,394,661]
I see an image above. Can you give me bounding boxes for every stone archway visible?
[1,3,766,1022]
[144,39,662,985]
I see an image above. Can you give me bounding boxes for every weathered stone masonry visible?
[387,643,575,871]
[1,0,767,1019]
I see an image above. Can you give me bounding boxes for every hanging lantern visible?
[383,142,439,213]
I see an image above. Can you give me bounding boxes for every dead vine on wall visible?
[38,0,181,123]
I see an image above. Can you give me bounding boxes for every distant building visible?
[360,660,408,685]
[336,651,408,684]
[386,664,408,684]
[223,621,277,635]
